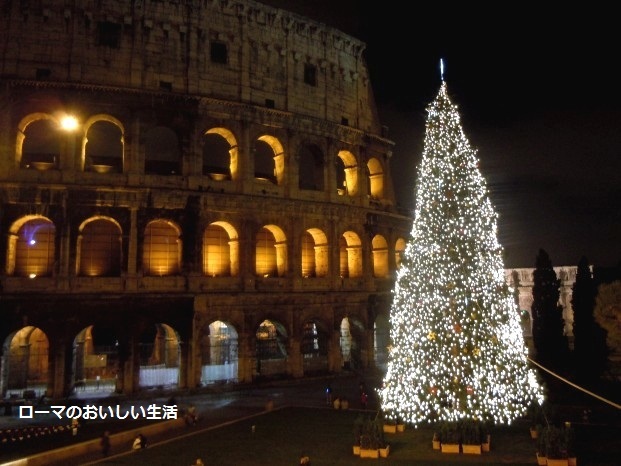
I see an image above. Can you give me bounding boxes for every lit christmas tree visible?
[379,74,543,426]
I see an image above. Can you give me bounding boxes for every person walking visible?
[100,431,111,457]
[325,384,332,405]
[360,391,368,409]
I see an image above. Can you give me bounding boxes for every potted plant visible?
[536,425,548,465]
[461,420,483,455]
[359,417,379,458]
[545,425,569,466]
[373,417,390,458]
[439,421,460,454]
[432,431,441,450]
[481,421,492,452]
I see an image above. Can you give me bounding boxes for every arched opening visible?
[200,321,238,385]
[395,237,406,269]
[143,220,182,276]
[10,217,55,277]
[203,222,239,277]
[337,150,359,196]
[202,131,232,180]
[339,231,362,278]
[77,218,122,276]
[301,320,328,375]
[367,157,384,199]
[372,234,389,278]
[301,228,328,278]
[85,120,124,173]
[1,327,49,398]
[72,325,119,395]
[139,323,180,389]
[255,319,288,378]
[339,317,363,371]
[21,118,61,170]
[255,225,287,278]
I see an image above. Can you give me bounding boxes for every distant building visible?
[504,266,580,345]
[0,0,410,399]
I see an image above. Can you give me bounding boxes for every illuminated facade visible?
[0,0,410,398]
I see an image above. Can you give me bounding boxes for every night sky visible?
[261,1,621,269]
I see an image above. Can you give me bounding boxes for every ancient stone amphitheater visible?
[0,0,411,398]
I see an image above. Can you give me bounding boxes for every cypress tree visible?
[531,249,569,370]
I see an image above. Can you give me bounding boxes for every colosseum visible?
[0,0,412,399]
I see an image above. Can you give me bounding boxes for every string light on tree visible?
[379,62,543,426]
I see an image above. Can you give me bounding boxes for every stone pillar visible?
[48,339,71,399]
[288,338,303,378]
[328,330,342,373]
[237,333,254,383]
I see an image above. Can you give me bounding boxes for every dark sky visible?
[261,1,621,269]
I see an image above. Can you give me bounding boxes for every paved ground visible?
[0,371,373,465]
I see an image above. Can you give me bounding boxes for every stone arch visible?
[339,230,363,278]
[255,319,288,377]
[395,237,406,269]
[339,316,364,371]
[301,228,328,278]
[138,323,181,389]
[367,157,384,199]
[1,326,49,398]
[371,234,389,278]
[202,221,239,277]
[337,150,359,196]
[82,114,124,173]
[255,224,287,277]
[203,127,239,180]
[72,325,120,395]
[254,135,285,185]
[7,215,56,277]
[76,216,122,276]
[142,220,182,276]
[301,318,329,374]
[200,320,239,385]
[16,113,62,169]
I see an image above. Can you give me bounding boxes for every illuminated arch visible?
[339,316,364,371]
[203,127,239,180]
[1,326,49,398]
[73,325,119,394]
[395,237,406,269]
[82,115,125,173]
[254,135,285,185]
[301,319,329,374]
[301,228,328,278]
[16,113,62,169]
[139,323,181,389]
[143,220,182,276]
[371,234,389,278]
[367,157,384,199]
[255,224,287,277]
[339,231,362,278]
[200,320,239,385]
[336,150,359,196]
[255,319,288,377]
[203,221,239,277]
[7,215,55,277]
[77,217,122,276]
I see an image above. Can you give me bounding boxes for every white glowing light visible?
[29,273,37,279]
[60,115,78,131]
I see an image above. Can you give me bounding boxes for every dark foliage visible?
[531,249,570,370]
[571,256,609,381]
